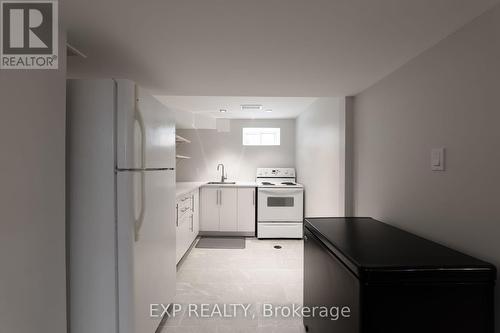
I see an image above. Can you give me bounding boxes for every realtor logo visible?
[1,1,58,69]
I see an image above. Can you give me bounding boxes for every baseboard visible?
[176,237,199,269]
[198,231,256,237]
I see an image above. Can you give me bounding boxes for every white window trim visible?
[242,128,281,146]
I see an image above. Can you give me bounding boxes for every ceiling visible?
[64,0,499,97]
[156,96,318,119]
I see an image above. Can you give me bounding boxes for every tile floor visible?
[159,238,306,333]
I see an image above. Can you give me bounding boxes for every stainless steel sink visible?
[206,181,236,185]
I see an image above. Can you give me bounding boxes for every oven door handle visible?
[258,189,303,195]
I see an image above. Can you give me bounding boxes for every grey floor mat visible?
[195,237,246,249]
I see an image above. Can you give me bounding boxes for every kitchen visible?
[2,1,500,333]
[167,96,344,264]
[66,81,495,333]
[66,86,345,332]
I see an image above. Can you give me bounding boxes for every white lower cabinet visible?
[200,186,256,234]
[237,188,256,232]
[176,189,199,264]
[192,189,199,236]
[200,187,220,231]
[219,188,238,231]
[175,215,190,263]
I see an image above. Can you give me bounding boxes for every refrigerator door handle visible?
[134,171,146,241]
[132,86,147,241]
[134,85,146,169]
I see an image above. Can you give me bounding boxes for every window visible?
[242,128,280,146]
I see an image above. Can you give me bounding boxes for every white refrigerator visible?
[67,79,176,333]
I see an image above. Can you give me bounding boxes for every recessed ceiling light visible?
[241,104,263,111]
[219,109,227,113]
[265,109,273,113]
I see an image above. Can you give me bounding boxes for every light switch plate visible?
[431,148,445,171]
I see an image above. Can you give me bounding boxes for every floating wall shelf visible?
[175,135,191,144]
[176,155,191,160]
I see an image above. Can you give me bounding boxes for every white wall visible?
[296,98,346,217]
[353,4,500,330]
[172,108,217,130]
[0,35,67,332]
[176,119,295,182]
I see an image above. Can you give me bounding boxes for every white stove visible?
[256,168,304,239]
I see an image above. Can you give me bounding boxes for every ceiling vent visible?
[240,104,263,111]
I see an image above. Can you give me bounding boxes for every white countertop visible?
[176,181,258,197]
[176,182,205,198]
[201,181,258,188]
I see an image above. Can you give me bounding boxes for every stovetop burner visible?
[256,168,303,188]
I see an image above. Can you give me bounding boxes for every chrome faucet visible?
[217,164,227,183]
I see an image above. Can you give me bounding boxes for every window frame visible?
[242,127,281,146]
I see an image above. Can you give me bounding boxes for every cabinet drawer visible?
[178,194,193,211]
[178,203,192,219]
[177,207,192,226]
[180,210,193,224]
[177,193,194,223]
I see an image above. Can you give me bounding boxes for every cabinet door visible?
[200,187,220,231]
[219,188,238,231]
[185,192,197,247]
[237,188,256,233]
[176,214,191,264]
[192,190,200,236]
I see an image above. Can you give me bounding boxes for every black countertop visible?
[305,217,496,283]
